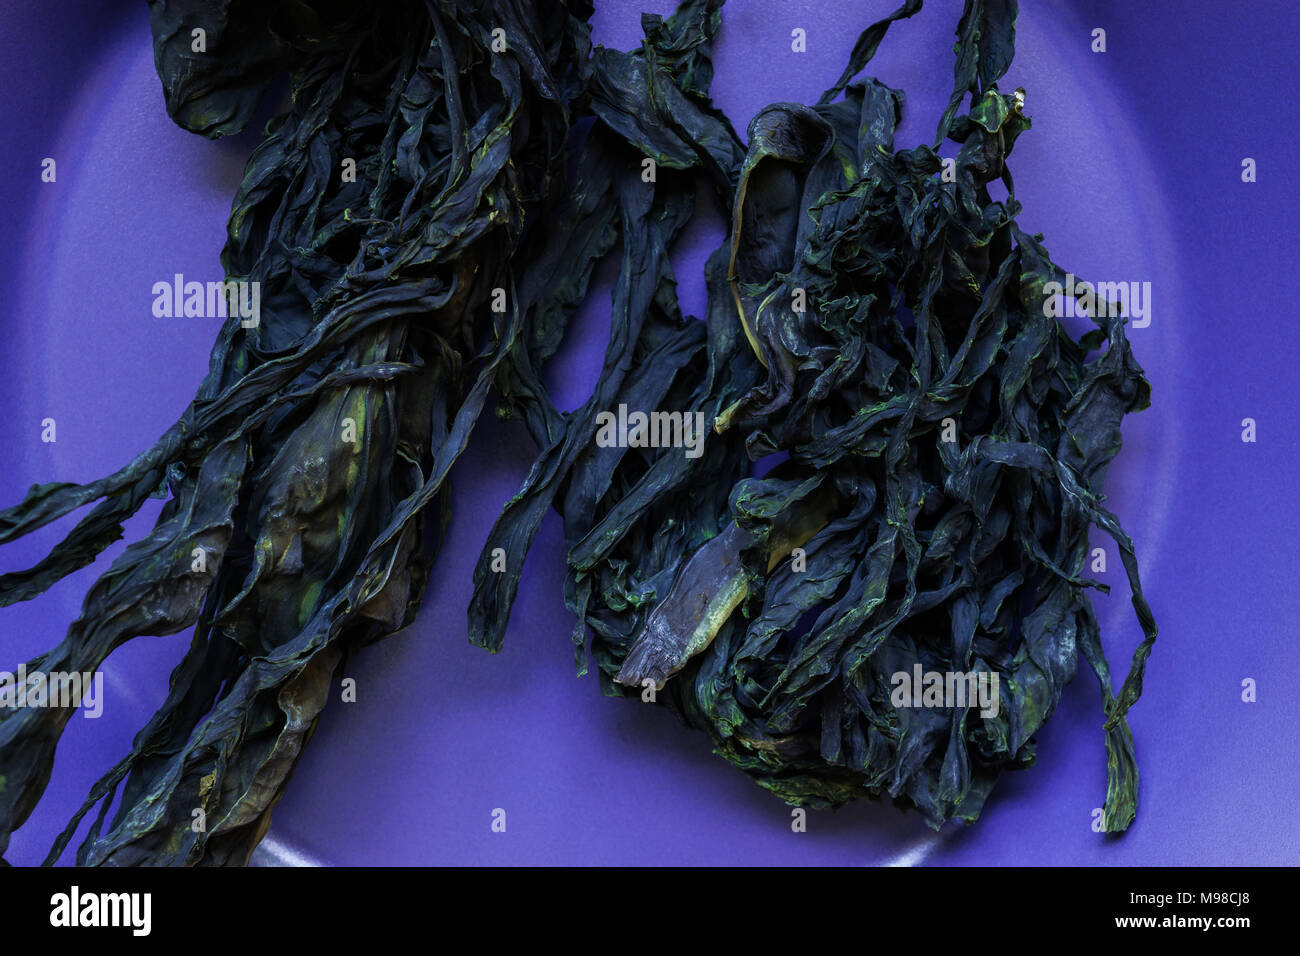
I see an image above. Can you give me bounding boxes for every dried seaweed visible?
[0,0,1159,866]
[475,0,1158,832]
[0,0,593,864]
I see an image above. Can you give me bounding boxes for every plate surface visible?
[1,0,1297,865]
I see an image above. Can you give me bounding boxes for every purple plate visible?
[2,0,1297,865]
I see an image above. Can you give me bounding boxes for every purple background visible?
[1,0,1297,866]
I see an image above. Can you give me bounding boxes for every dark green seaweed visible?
[0,0,594,864]
[474,0,1158,833]
[0,0,1157,865]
